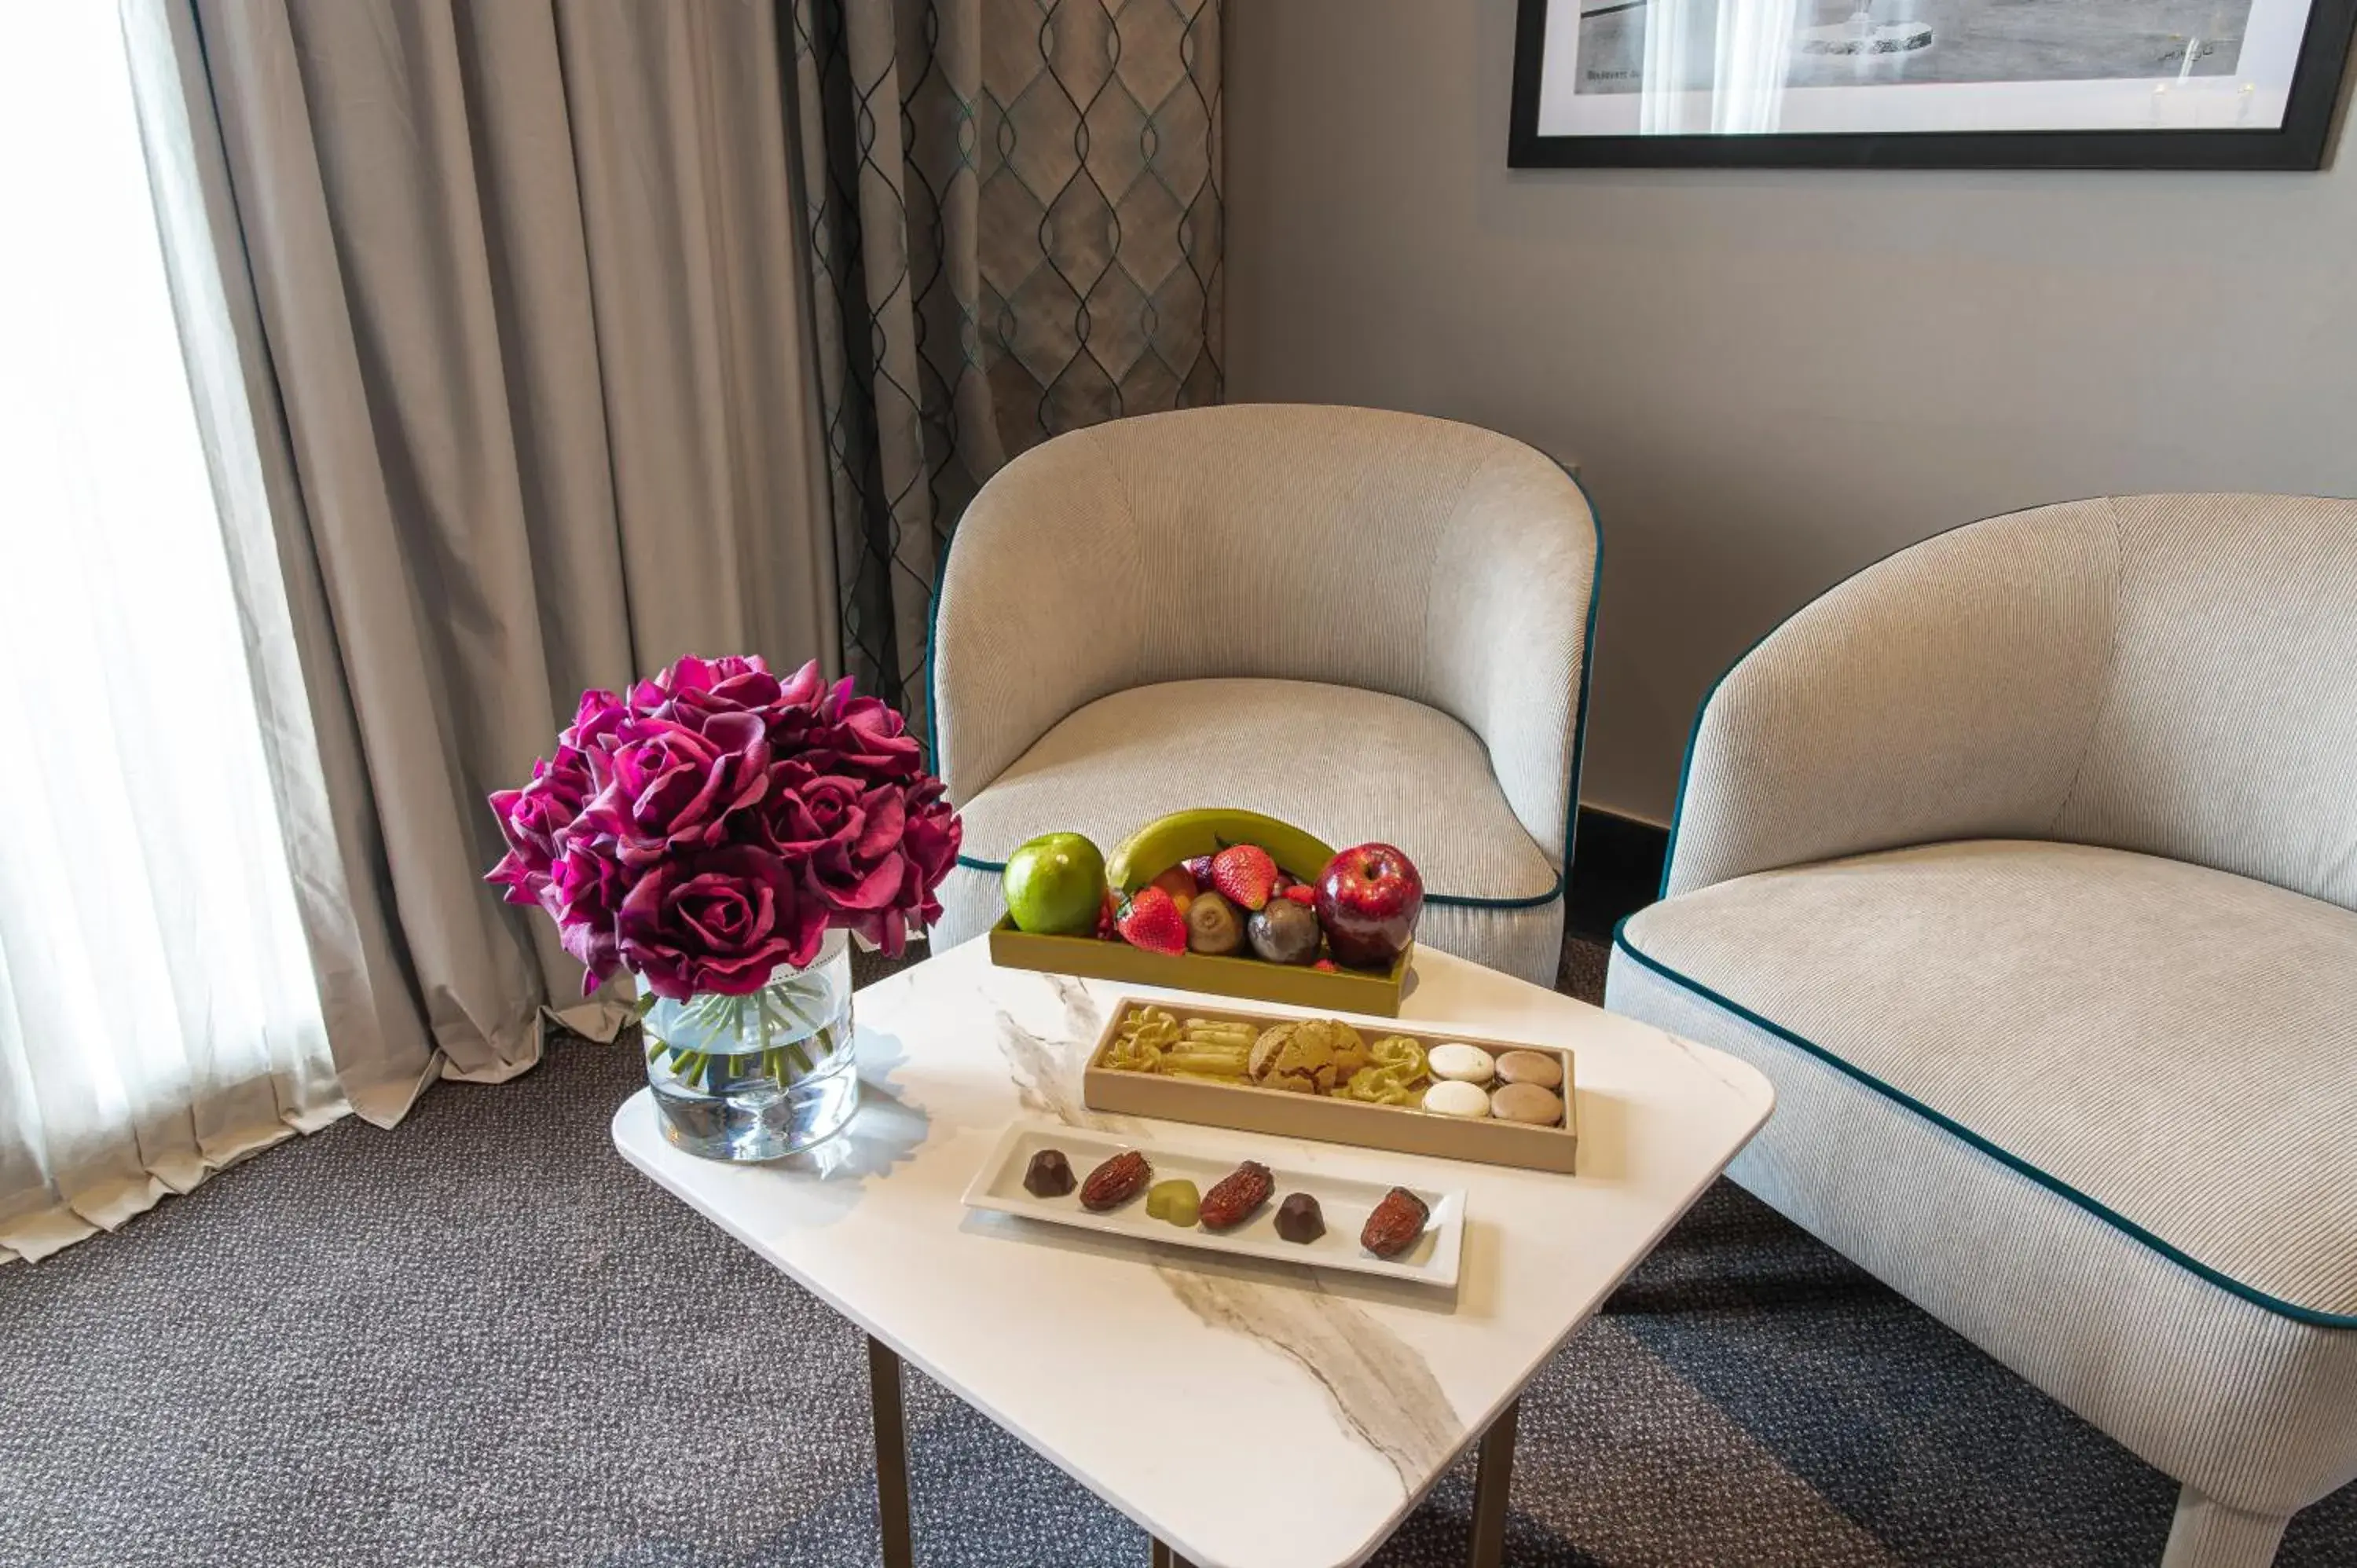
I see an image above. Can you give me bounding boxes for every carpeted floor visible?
[3,937,2351,1567]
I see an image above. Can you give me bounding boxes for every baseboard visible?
[1567,807,1668,942]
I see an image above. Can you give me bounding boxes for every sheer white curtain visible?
[0,6,343,1262]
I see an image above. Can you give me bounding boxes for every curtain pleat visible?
[0,5,343,1262]
[790,0,1225,744]
[154,0,839,1116]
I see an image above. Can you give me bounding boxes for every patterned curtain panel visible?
[790,0,1224,742]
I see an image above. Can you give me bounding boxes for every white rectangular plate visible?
[960,1119,1467,1288]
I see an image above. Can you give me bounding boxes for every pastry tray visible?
[960,1119,1468,1287]
[1080,995,1577,1174]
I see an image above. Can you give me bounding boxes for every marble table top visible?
[611,938,1773,1568]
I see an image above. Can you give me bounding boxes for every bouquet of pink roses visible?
[486,655,961,1002]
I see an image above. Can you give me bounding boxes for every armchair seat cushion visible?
[954,676,1562,903]
[1617,839,2357,1324]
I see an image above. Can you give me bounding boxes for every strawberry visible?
[1114,887,1188,955]
[1281,884,1317,907]
[1094,887,1120,941]
[1182,854,1215,890]
[1313,958,1340,973]
[1211,844,1278,912]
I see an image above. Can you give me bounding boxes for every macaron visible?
[1422,1079,1491,1119]
[1494,1050,1564,1090]
[1427,1042,1496,1085]
[1491,1082,1564,1127]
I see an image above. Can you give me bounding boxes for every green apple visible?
[1002,832,1106,935]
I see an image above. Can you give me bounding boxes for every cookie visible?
[1494,1050,1563,1090]
[1427,1042,1496,1084]
[1491,1081,1564,1126]
[1422,1079,1491,1119]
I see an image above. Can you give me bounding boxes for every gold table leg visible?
[867,1335,916,1568]
[1467,1398,1520,1568]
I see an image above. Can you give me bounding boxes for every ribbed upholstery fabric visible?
[950,676,1558,892]
[1662,495,2357,911]
[1605,950,2357,1524]
[1622,841,2357,1321]
[2052,494,2357,913]
[929,405,1596,984]
[1621,493,2357,1566]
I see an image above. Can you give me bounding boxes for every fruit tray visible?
[960,1119,1468,1288]
[988,918,1411,1017]
[1081,996,1577,1174]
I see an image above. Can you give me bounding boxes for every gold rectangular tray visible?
[1080,995,1576,1174]
[988,917,1410,1017]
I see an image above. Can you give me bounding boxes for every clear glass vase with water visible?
[640,929,858,1161]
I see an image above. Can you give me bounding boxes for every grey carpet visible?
[2,937,2352,1567]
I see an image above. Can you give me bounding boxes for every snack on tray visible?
[1428,1042,1497,1085]
[1274,1192,1326,1244]
[1422,1080,1490,1119]
[1494,1050,1563,1090]
[1146,1178,1202,1227]
[1024,1149,1076,1197]
[1080,1149,1152,1211]
[1336,1035,1428,1105]
[1491,1081,1564,1126]
[1361,1186,1431,1258]
[1248,1018,1365,1094]
[1198,1160,1275,1230]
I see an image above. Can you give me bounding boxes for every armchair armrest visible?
[1662,502,2121,898]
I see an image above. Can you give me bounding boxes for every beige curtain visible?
[145,0,840,1120]
[790,0,1225,744]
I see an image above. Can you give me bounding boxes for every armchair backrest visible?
[1660,492,2357,913]
[2052,493,2357,911]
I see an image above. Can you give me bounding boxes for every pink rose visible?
[578,713,768,863]
[548,838,628,992]
[486,748,592,905]
[632,654,826,733]
[618,845,827,1000]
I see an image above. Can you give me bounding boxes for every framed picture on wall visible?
[1508,0,2357,168]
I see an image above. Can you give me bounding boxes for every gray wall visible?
[1226,1,2357,822]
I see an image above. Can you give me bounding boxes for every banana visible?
[1105,808,1337,892]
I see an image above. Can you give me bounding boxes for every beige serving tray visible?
[1081,995,1577,1174]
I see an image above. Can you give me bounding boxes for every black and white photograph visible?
[1511,0,2357,165]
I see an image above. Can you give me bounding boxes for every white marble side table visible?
[612,937,1772,1568]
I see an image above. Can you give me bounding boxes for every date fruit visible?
[1274,1192,1325,1244]
[1197,1160,1275,1231]
[1079,1149,1151,1211]
[1360,1186,1431,1258]
[1024,1149,1076,1198]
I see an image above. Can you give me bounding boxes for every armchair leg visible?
[2161,1486,2289,1568]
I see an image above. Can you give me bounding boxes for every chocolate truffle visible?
[1023,1149,1076,1197]
[1494,1050,1564,1090]
[1274,1192,1325,1244]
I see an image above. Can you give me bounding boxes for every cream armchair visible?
[927,404,1598,984]
[1606,495,2357,1567]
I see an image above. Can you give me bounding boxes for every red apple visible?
[1314,843,1423,969]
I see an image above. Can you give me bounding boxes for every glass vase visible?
[639,929,858,1161]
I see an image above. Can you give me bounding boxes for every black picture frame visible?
[1508,0,2357,169]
